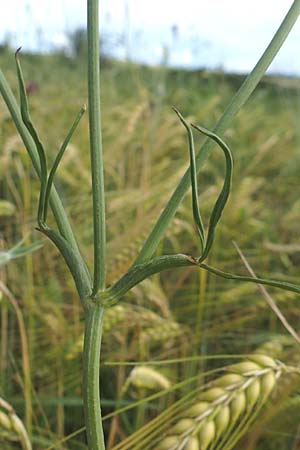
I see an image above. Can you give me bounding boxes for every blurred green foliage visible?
[1,46,300,449]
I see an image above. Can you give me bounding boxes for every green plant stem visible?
[87,0,106,294]
[134,0,300,265]
[99,254,300,306]
[84,1,107,448]
[83,304,106,450]
[0,70,92,297]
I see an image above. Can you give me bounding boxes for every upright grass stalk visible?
[83,304,106,449]
[83,1,107,449]
[87,0,106,294]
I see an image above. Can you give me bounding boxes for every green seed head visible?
[260,370,277,399]
[156,435,180,450]
[0,410,12,430]
[184,436,200,450]
[246,379,261,409]
[248,354,277,369]
[10,413,24,435]
[186,402,211,418]
[198,420,216,450]
[170,418,195,435]
[154,354,286,450]
[127,366,171,392]
[256,341,283,357]
[214,405,230,438]
[230,391,246,423]
[228,361,261,375]
[213,373,244,389]
[199,387,227,402]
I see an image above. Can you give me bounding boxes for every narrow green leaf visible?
[15,49,48,226]
[103,253,300,306]
[192,124,233,262]
[0,239,43,267]
[173,107,205,251]
[43,106,86,222]
[200,262,300,295]
[9,240,43,259]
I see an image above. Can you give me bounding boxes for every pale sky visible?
[1,0,300,74]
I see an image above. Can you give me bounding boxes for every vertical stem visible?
[83,304,106,450]
[87,0,106,294]
[85,4,106,447]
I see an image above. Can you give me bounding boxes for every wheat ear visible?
[155,355,297,450]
